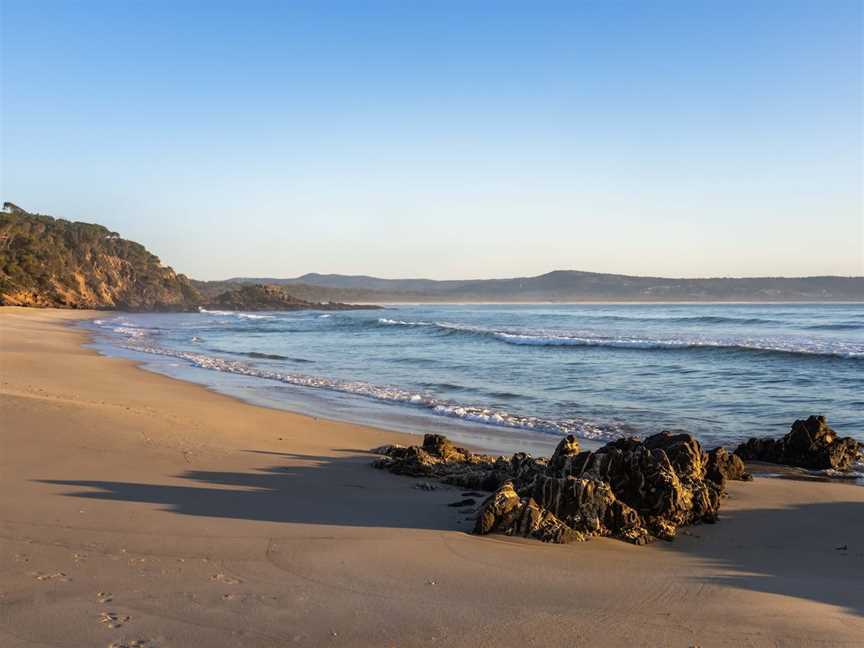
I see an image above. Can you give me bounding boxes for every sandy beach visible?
[1,307,862,647]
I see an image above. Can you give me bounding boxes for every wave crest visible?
[112,338,624,442]
[377,318,863,358]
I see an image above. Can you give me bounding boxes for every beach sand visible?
[1,307,862,647]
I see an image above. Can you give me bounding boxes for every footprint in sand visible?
[97,591,113,603]
[98,611,131,628]
[210,573,242,584]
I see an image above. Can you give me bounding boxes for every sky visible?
[1,1,862,280]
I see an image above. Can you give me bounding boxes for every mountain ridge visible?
[2,203,861,308]
[227,270,864,302]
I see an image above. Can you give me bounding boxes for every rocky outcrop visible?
[373,431,753,545]
[202,283,380,312]
[707,447,752,488]
[735,416,862,471]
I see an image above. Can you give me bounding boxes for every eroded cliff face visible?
[0,205,201,310]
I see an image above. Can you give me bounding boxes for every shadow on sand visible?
[39,454,864,615]
[39,450,464,532]
[665,499,864,616]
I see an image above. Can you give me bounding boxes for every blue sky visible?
[1,1,861,279]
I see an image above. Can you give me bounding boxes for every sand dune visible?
[0,307,861,647]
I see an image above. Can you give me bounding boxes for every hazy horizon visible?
[2,1,862,281]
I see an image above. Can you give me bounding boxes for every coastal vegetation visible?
[0,204,374,311]
[0,203,200,310]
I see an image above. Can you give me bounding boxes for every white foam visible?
[199,308,275,320]
[378,318,434,326]
[377,319,864,358]
[112,326,147,339]
[118,340,625,442]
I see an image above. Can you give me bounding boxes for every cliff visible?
[0,204,200,310]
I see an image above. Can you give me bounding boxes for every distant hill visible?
[191,279,389,305]
[0,203,201,310]
[3,202,861,309]
[229,270,864,302]
[0,204,378,311]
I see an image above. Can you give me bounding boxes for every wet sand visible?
[1,307,862,647]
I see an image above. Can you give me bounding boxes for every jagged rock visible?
[422,434,469,462]
[441,469,510,491]
[735,416,862,471]
[643,432,707,482]
[531,474,618,535]
[509,452,546,490]
[512,498,586,544]
[474,481,522,535]
[547,434,582,476]
[372,446,437,476]
[474,483,585,544]
[706,447,752,488]
[374,431,745,545]
[372,434,498,480]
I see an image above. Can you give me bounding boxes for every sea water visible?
[86,303,863,456]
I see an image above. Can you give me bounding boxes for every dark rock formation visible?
[707,447,752,488]
[735,416,862,471]
[373,431,753,545]
[202,283,380,312]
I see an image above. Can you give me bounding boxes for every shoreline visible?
[53,309,864,482]
[1,307,862,646]
[81,313,569,456]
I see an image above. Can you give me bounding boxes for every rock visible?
[735,416,862,471]
[473,482,522,535]
[512,499,586,544]
[370,444,403,456]
[643,432,707,482]
[441,468,510,491]
[474,483,585,544]
[531,474,618,536]
[372,446,437,476]
[374,430,746,545]
[706,447,752,488]
[578,436,722,534]
[422,434,469,462]
[547,435,583,476]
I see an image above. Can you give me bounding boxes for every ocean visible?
[86,303,864,456]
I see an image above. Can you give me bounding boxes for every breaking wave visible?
[112,337,624,442]
[377,318,864,359]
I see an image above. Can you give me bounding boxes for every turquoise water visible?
[87,303,863,454]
